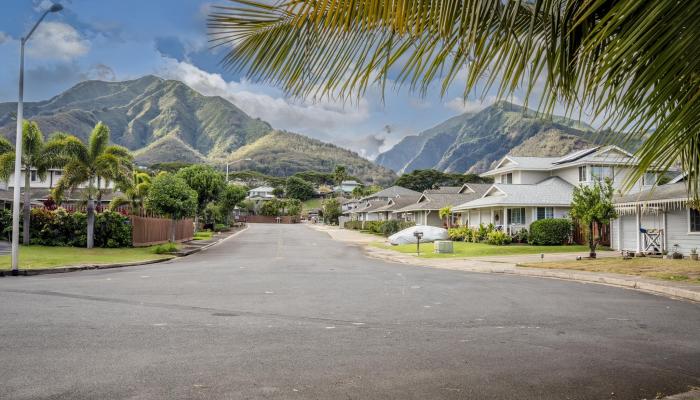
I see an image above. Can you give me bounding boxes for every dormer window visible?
[578,166,587,182]
[500,173,513,184]
[642,172,657,186]
[591,165,614,182]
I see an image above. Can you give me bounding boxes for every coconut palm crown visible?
[50,122,133,248]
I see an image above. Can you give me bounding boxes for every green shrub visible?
[343,220,362,230]
[94,211,132,248]
[486,230,512,245]
[152,242,179,254]
[214,223,230,232]
[529,218,572,245]
[0,208,11,240]
[512,228,529,243]
[448,226,470,241]
[471,224,492,242]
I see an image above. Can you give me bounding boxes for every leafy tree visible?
[272,186,285,198]
[322,198,342,225]
[109,171,152,213]
[292,171,334,186]
[570,179,618,258]
[145,173,198,242]
[176,165,225,231]
[211,1,697,198]
[438,206,453,228]
[260,198,284,216]
[148,161,194,173]
[351,184,382,199]
[285,176,315,201]
[49,122,132,248]
[284,198,302,216]
[219,184,247,223]
[0,121,64,244]
[394,170,491,192]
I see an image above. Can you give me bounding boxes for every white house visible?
[394,184,492,227]
[454,146,664,234]
[345,186,421,224]
[248,186,275,199]
[611,176,699,256]
[0,167,115,190]
[334,180,362,195]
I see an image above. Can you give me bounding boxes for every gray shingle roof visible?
[360,186,421,201]
[614,182,689,204]
[424,186,462,194]
[397,184,492,212]
[375,194,422,212]
[454,177,574,209]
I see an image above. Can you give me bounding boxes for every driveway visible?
[0,224,698,399]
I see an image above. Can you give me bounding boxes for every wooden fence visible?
[245,215,299,224]
[573,222,610,246]
[130,216,194,247]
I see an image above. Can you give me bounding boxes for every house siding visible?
[611,209,700,254]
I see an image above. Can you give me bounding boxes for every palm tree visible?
[109,171,152,214]
[209,0,699,197]
[50,122,133,248]
[0,121,63,244]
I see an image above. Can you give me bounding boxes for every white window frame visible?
[688,208,700,234]
[500,173,513,184]
[536,207,554,220]
[509,207,526,225]
[642,172,657,186]
[591,165,614,182]
[578,166,587,182]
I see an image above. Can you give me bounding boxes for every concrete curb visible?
[662,389,700,399]
[0,226,249,277]
[362,247,700,303]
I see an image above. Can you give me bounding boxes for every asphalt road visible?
[0,224,698,400]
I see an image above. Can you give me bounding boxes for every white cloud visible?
[26,22,90,61]
[0,32,8,44]
[158,58,371,139]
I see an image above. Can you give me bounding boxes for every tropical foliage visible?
[109,171,152,213]
[394,170,491,192]
[210,0,699,197]
[0,122,64,244]
[49,122,133,248]
[145,173,198,242]
[529,219,573,246]
[570,179,617,256]
[285,176,316,201]
[322,198,342,224]
[176,164,226,230]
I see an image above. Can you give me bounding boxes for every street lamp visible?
[10,3,63,274]
[225,158,252,182]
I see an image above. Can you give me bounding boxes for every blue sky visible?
[0,0,592,159]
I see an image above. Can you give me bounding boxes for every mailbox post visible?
[413,231,424,255]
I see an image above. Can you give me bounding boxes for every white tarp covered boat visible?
[388,225,448,245]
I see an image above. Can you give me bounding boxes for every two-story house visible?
[453,146,661,234]
[247,186,276,199]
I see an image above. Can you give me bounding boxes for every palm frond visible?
[0,152,16,182]
[88,122,110,161]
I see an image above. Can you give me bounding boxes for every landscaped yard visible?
[302,198,323,212]
[519,257,700,284]
[0,246,174,270]
[193,230,214,240]
[375,241,590,258]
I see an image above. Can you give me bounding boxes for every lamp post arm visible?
[24,10,50,43]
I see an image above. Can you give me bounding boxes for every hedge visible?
[0,208,132,248]
[344,219,415,236]
[528,218,572,245]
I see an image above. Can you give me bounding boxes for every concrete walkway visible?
[310,224,700,302]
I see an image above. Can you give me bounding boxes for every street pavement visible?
[0,224,698,400]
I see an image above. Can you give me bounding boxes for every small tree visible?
[570,179,618,258]
[219,184,247,224]
[145,173,198,242]
[322,198,342,225]
[438,205,453,228]
[333,165,347,191]
[285,176,315,201]
[284,198,302,216]
[176,165,225,231]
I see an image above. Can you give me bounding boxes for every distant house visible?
[453,146,669,234]
[346,186,421,223]
[395,184,491,227]
[611,175,699,255]
[247,186,275,199]
[334,180,362,195]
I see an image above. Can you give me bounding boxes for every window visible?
[508,207,526,224]
[590,165,614,182]
[642,172,657,186]
[690,209,700,232]
[30,170,37,182]
[536,207,554,220]
[578,166,587,182]
[501,173,513,184]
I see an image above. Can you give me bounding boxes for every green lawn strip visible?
[0,245,173,270]
[193,230,214,240]
[519,257,700,284]
[302,198,322,211]
[374,242,590,258]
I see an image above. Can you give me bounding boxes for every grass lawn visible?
[302,198,323,212]
[519,257,700,284]
[0,246,174,270]
[193,230,214,240]
[375,241,590,258]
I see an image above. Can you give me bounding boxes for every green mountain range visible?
[0,76,396,185]
[376,102,603,174]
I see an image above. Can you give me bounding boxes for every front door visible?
[493,209,503,227]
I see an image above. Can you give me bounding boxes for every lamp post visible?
[11,3,63,274]
[225,158,252,182]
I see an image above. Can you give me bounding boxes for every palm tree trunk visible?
[22,169,30,245]
[87,197,95,248]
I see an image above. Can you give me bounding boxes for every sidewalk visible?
[309,224,700,303]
